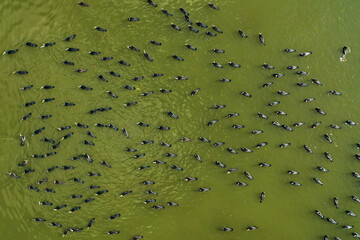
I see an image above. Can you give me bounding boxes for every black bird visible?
[142,91,154,96]
[208,119,219,126]
[165,153,177,157]
[33,218,46,222]
[168,111,179,119]
[296,71,308,75]
[186,44,197,51]
[273,73,285,78]
[175,76,188,80]
[109,214,121,220]
[212,61,223,68]
[42,98,55,102]
[124,85,136,90]
[82,140,94,146]
[171,23,181,31]
[297,82,308,87]
[3,49,18,55]
[299,51,312,57]
[189,88,201,96]
[229,62,241,68]
[101,57,113,61]
[260,192,266,203]
[107,91,118,98]
[143,50,153,62]
[206,31,217,36]
[89,51,100,55]
[262,63,275,69]
[122,128,129,138]
[151,40,162,46]
[162,8,173,16]
[212,25,223,33]
[101,161,112,168]
[25,42,37,47]
[329,90,342,96]
[209,3,220,10]
[196,21,208,28]
[63,60,74,65]
[95,190,108,196]
[345,120,358,126]
[134,77,145,83]
[199,137,210,143]
[315,107,326,115]
[20,113,32,121]
[315,210,324,219]
[78,2,90,7]
[24,101,35,107]
[257,142,268,148]
[263,82,274,87]
[185,177,198,181]
[33,127,45,135]
[137,122,149,127]
[188,25,199,33]
[324,134,333,143]
[87,218,95,229]
[179,7,190,16]
[152,73,163,77]
[128,45,140,52]
[259,33,265,45]
[128,17,140,21]
[172,55,184,61]
[66,47,79,52]
[98,74,108,82]
[58,126,71,131]
[214,142,225,147]
[13,71,28,75]
[238,29,248,38]
[183,15,191,24]
[198,188,211,192]
[147,0,157,7]
[94,26,107,31]
[240,91,252,97]
[227,113,239,118]
[304,145,313,154]
[304,98,315,103]
[21,85,33,90]
[213,49,225,53]
[119,60,130,66]
[108,71,120,77]
[287,65,299,70]
[41,85,55,89]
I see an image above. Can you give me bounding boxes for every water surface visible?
[0,0,360,239]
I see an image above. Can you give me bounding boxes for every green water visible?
[1,0,360,239]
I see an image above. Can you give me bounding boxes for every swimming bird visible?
[78,2,90,7]
[209,3,220,10]
[238,29,248,38]
[212,25,223,33]
[260,192,266,203]
[171,23,181,31]
[186,44,197,51]
[144,50,153,62]
[162,8,173,16]
[259,33,265,45]
[299,51,312,57]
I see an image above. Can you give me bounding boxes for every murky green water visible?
[1,0,360,239]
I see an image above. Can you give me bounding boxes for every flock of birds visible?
[4,0,358,239]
